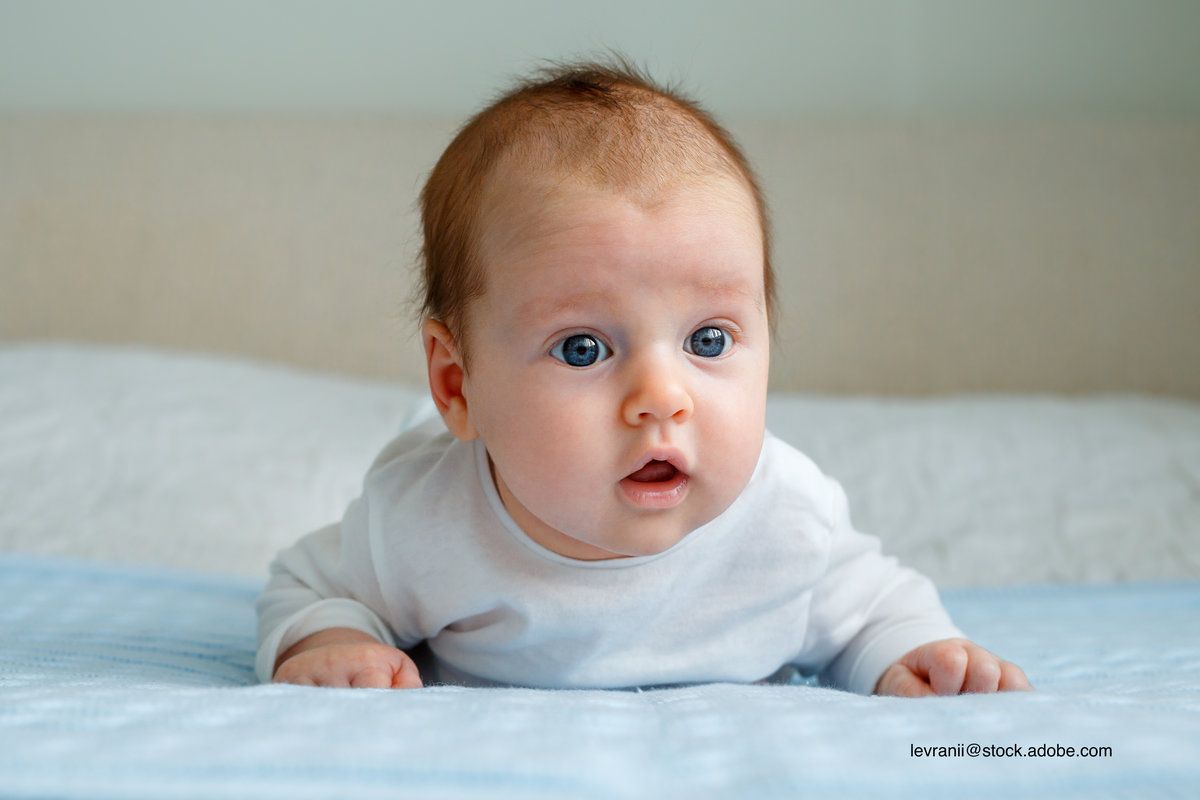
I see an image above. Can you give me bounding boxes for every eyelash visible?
[548,324,738,367]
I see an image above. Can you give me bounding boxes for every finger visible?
[391,654,424,690]
[876,663,936,697]
[273,665,312,687]
[350,665,395,689]
[961,644,1003,694]
[904,640,968,696]
[313,675,349,688]
[998,660,1033,691]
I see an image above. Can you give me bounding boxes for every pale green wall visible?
[1,0,1197,116]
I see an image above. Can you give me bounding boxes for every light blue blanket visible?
[1,555,1197,799]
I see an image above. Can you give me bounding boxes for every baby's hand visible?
[273,630,424,689]
[874,637,1031,697]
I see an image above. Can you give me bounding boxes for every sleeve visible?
[794,476,965,695]
[253,494,399,683]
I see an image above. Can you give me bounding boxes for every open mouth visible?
[619,459,689,509]
[625,459,680,483]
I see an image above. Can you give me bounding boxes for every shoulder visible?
[339,416,480,529]
[750,430,842,529]
[358,415,475,491]
[760,430,827,484]
[339,415,487,573]
[366,415,456,472]
[707,429,843,584]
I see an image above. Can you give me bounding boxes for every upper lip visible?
[625,447,690,478]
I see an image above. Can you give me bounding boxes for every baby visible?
[256,57,1031,697]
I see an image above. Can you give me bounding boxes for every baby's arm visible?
[255,516,424,689]
[874,637,1031,697]
[272,627,423,689]
[801,475,1029,695]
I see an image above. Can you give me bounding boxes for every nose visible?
[620,347,694,427]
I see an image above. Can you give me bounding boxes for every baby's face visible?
[460,171,769,560]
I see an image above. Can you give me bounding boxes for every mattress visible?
[1,554,1196,799]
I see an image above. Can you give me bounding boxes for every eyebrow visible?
[515,278,763,324]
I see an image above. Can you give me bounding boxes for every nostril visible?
[623,380,694,425]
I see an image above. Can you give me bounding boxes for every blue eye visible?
[550,333,612,367]
[685,326,732,358]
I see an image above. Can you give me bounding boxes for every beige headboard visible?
[2,114,1197,399]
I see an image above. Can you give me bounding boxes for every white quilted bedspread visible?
[1,342,1198,586]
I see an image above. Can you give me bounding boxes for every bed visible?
[2,342,1198,798]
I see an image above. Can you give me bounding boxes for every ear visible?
[422,318,478,441]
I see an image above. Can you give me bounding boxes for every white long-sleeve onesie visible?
[256,417,963,693]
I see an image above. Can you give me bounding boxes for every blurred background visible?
[2,0,1198,397]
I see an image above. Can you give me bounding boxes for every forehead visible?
[476,170,764,320]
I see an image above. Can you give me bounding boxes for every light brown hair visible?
[414,51,776,370]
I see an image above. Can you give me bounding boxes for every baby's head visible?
[417,55,775,560]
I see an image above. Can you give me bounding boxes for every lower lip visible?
[619,471,689,509]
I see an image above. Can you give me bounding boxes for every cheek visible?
[475,371,608,480]
[708,401,762,461]
[696,365,767,475]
